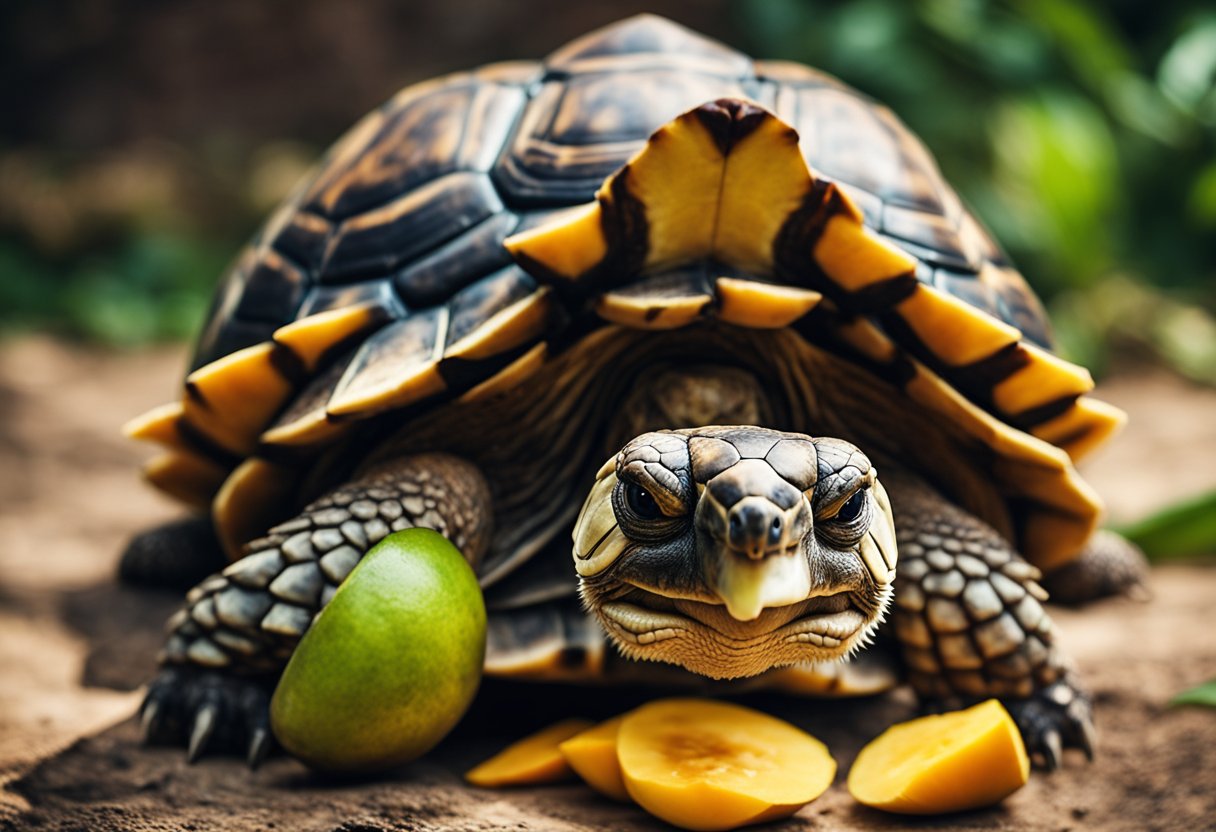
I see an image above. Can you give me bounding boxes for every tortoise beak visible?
[695,460,816,621]
[710,548,812,621]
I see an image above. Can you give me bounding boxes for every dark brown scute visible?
[692,98,769,156]
[1007,395,1083,432]
[271,211,332,270]
[771,181,920,314]
[445,266,538,346]
[564,167,651,304]
[846,274,920,314]
[233,251,307,324]
[545,14,752,75]
[320,172,505,284]
[303,81,513,221]
[394,213,519,307]
[438,343,539,390]
[792,306,919,389]
[267,343,308,387]
[330,309,443,404]
[772,180,842,283]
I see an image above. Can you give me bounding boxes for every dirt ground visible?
[1,336,1214,832]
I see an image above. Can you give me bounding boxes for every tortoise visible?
[125,15,1147,771]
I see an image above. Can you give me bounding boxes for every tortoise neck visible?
[605,364,775,452]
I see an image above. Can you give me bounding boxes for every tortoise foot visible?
[1003,678,1094,771]
[120,517,226,591]
[1041,529,1150,605]
[141,666,276,769]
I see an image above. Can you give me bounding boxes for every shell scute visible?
[393,212,520,308]
[443,266,544,357]
[321,171,504,283]
[232,249,307,324]
[304,79,497,220]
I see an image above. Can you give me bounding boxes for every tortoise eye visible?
[624,483,664,520]
[835,489,866,523]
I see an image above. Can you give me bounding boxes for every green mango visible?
[270,528,486,772]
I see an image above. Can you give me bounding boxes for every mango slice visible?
[558,715,629,801]
[465,718,594,787]
[617,698,836,831]
[847,699,1029,814]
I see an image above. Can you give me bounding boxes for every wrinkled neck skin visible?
[608,363,773,451]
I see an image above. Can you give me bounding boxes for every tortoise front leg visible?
[884,471,1093,770]
[119,515,227,591]
[141,452,492,766]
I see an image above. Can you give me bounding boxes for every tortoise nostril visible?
[725,500,788,555]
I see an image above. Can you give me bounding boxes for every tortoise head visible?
[573,426,896,680]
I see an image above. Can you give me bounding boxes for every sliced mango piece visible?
[618,698,835,832]
[465,718,593,787]
[558,715,629,801]
[847,699,1029,814]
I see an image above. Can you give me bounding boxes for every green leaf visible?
[1158,15,1216,121]
[1117,489,1216,561]
[1171,679,1216,708]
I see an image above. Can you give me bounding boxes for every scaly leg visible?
[885,471,1093,770]
[1040,529,1149,605]
[120,515,227,591]
[141,453,492,766]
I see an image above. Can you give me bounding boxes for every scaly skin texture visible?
[1041,529,1150,605]
[883,468,1093,770]
[141,452,491,765]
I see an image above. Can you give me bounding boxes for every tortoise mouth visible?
[594,584,872,679]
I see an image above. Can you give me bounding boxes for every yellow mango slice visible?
[618,699,836,831]
[847,699,1029,814]
[465,718,593,787]
[558,715,629,801]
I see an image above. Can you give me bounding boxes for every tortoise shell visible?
[127,15,1122,573]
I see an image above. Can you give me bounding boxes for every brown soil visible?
[1,337,1214,832]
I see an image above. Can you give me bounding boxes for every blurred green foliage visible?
[1,0,1213,369]
[739,0,1216,374]
[0,232,226,346]
[1172,678,1216,708]
[0,141,313,345]
[1118,487,1216,560]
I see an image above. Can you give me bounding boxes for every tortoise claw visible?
[1041,730,1062,772]
[246,726,273,770]
[1077,714,1096,761]
[187,702,219,763]
[140,667,274,763]
[1004,676,1095,769]
[140,698,162,743]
